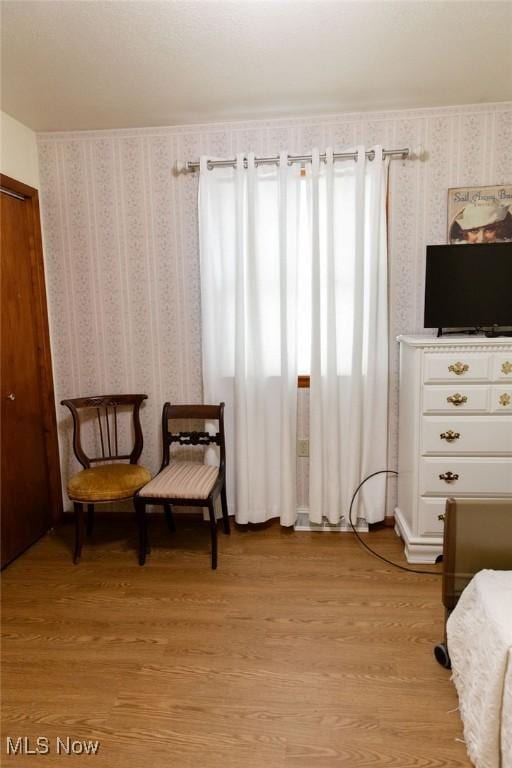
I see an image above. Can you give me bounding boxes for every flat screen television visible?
[424,243,512,331]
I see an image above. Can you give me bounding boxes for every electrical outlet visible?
[297,439,309,457]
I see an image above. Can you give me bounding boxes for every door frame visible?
[1,174,63,537]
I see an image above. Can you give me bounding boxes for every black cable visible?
[348,470,442,576]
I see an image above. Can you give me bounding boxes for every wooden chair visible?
[61,394,151,563]
[135,402,230,569]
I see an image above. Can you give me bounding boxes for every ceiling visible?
[2,0,511,132]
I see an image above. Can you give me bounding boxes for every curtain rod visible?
[179,147,410,173]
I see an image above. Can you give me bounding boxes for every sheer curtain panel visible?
[199,153,300,525]
[309,147,390,524]
[199,147,390,527]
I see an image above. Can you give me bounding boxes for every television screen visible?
[424,243,512,329]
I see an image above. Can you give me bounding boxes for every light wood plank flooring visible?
[1,515,470,767]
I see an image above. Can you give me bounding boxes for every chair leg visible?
[86,503,95,537]
[73,502,84,564]
[164,502,176,533]
[208,501,218,570]
[135,497,147,566]
[220,484,230,535]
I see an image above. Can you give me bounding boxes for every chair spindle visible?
[97,408,105,458]
[106,406,112,458]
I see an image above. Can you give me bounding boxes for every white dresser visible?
[395,335,512,563]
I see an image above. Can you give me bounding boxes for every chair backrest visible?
[161,402,226,471]
[442,497,512,611]
[61,394,148,469]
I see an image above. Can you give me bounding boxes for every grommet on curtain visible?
[311,147,320,175]
[366,147,386,162]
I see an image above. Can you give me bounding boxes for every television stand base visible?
[437,327,512,338]
[484,329,512,338]
[436,327,481,338]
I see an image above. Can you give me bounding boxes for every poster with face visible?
[447,185,512,244]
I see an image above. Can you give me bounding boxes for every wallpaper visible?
[37,102,512,514]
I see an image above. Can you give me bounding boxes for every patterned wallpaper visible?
[37,102,512,513]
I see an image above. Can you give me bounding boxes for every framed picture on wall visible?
[447,184,512,244]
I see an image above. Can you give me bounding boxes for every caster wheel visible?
[434,643,451,669]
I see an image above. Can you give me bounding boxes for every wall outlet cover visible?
[297,439,309,457]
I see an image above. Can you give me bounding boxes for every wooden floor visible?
[1,515,470,767]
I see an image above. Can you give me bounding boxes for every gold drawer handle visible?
[449,362,469,375]
[439,471,459,483]
[502,361,512,375]
[438,514,445,522]
[440,430,460,442]
[447,393,467,406]
[499,393,511,407]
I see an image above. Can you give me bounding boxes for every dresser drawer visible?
[417,496,500,537]
[493,353,512,381]
[420,457,512,496]
[491,385,512,412]
[422,416,512,455]
[423,385,489,414]
[423,353,490,383]
[418,498,448,536]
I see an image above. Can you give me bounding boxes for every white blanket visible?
[447,570,512,768]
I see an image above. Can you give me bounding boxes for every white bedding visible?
[447,570,512,768]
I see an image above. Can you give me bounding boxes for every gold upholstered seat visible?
[68,464,151,503]
[61,394,149,563]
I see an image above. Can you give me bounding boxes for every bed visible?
[447,570,512,768]
[433,499,512,767]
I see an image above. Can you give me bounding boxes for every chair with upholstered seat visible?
[61,394,151,563]
[135,402,229,569]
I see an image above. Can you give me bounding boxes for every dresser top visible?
[397,334,512,348]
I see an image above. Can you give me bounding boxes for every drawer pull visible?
[448,362,469,375]
[499,393,511,407]
[502,361,512,375]
[447,393,467,406]
[439,471,459,483]
[440,430,460,442]
[438,514,445,522]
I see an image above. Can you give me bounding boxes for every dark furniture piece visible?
[434,497,512,668]
[135,402,230,569]
[61,394,150,563]
[1,174,62,569]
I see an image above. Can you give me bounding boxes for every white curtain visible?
[309,147,390,524]
[199,146,389,526]
[199,153,301,525]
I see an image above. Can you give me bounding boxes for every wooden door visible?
[1,174,62,567]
